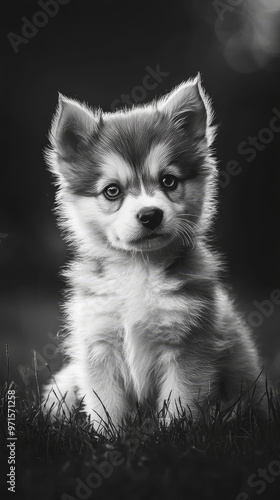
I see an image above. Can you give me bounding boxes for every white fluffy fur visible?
[42,78,267,430]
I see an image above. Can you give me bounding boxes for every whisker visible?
[171,220,195,249]
[179,220,200,231]
[177,213,201,218]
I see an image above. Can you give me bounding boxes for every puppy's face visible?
[47,78,217,252]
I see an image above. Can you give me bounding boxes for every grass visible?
[0,384,280,500]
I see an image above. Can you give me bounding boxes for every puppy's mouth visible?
[129,233,163,245]
[126,231,175,251]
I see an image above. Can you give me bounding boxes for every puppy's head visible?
[46,77,217,253]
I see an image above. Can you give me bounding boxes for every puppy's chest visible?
[119,266,173,320]
[83,259,201,338]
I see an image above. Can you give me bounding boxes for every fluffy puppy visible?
[42,77,267,428]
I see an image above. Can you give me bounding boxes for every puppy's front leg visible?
[76,316,130,431]
[157,349,217,420]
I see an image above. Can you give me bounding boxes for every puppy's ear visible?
[158,76,214,145]
[49,94,98,160]
[46,95,102,192]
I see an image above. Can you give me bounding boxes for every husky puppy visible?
[43,77,266,427]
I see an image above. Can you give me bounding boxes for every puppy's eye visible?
[104,184,122,200]
[161,175,178,190]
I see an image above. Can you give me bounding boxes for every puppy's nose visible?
[137,208,163,230]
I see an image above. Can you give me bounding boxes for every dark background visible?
[0,0,280,391]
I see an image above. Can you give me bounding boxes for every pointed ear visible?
[158,76,214,144]
[49,94,99,160]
